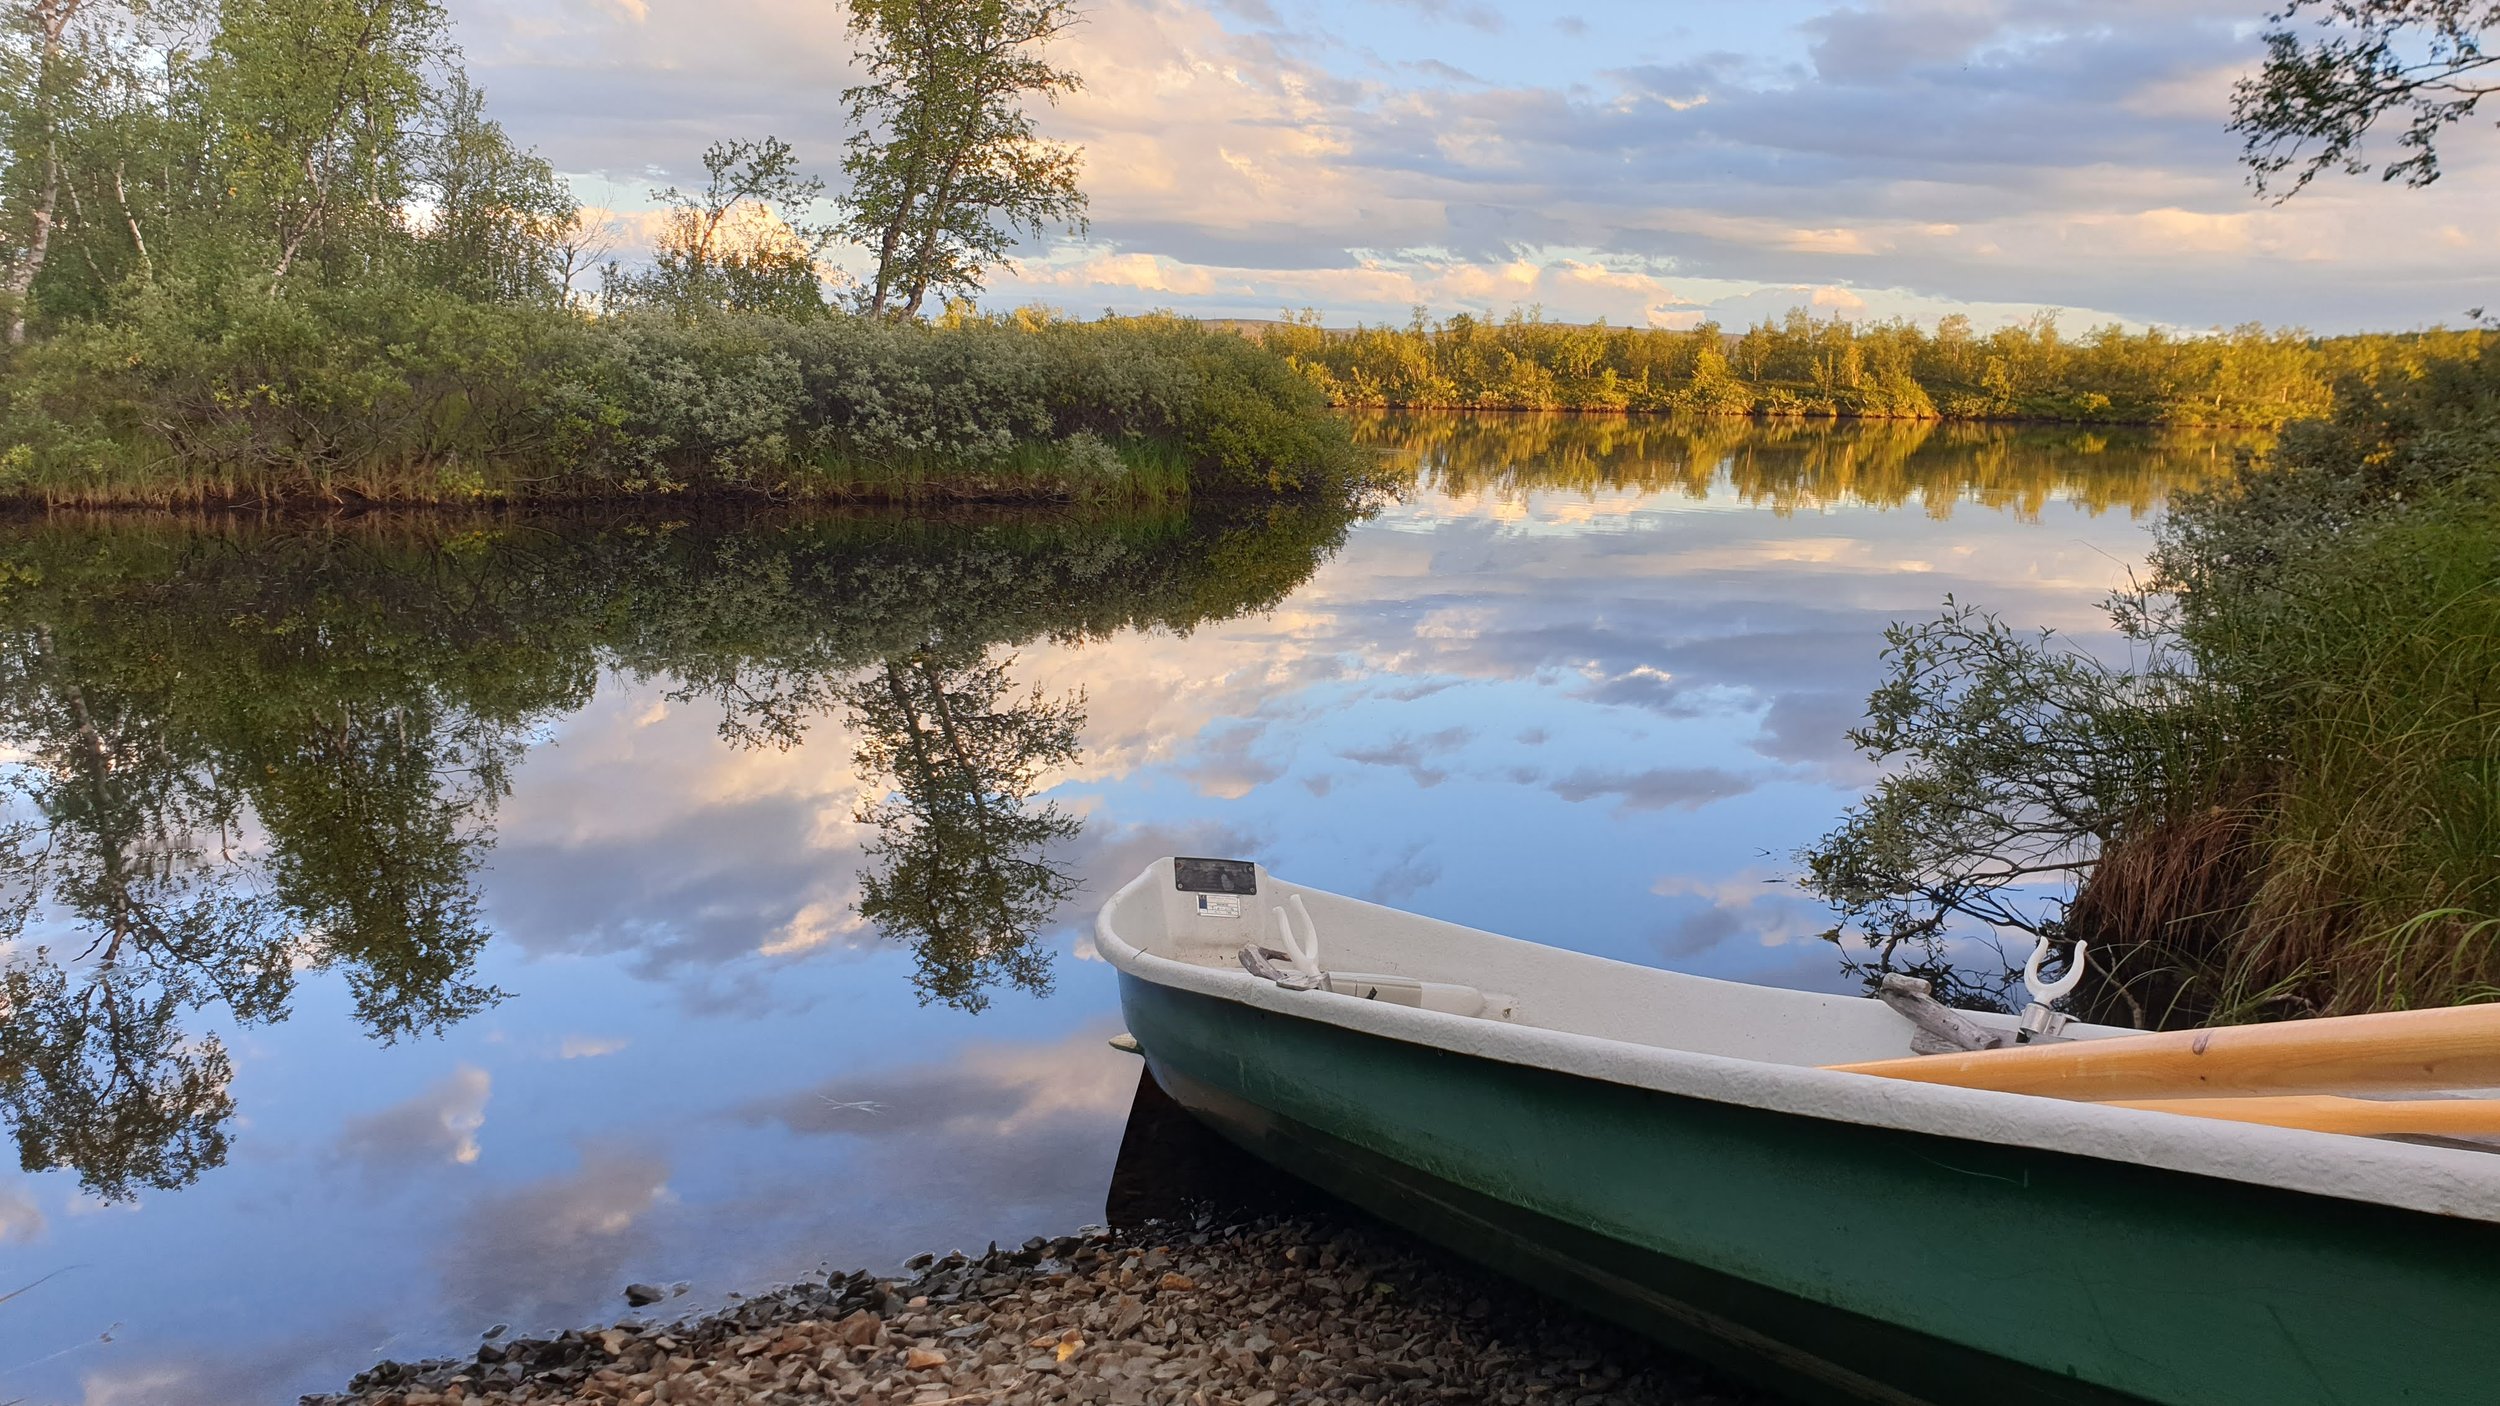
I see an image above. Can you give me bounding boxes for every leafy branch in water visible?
[1797,599,2219,1013]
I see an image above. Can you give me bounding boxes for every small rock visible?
[623,1283,665,1307]
[903,1347,948,1371]
[837,1309,884,1348]
[1156,1272,1196,1293]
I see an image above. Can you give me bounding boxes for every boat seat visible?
[1319,970,1520,1021]
[1237,944,1518,1020]
[1232,896,1521,1021]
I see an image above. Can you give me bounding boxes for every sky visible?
[450,0,2500,332]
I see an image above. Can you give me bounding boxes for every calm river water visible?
[0,413,2258,1403]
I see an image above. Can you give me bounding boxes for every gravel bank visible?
[306,1212,1781,1406]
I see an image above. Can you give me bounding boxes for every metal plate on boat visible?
[1174,857,1257,895]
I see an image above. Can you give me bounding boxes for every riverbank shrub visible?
[1262,307,2486,430]
[0,294,1367,508]
[1802,341,2500,1025]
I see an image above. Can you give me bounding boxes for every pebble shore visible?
[306,1212,1779,1406]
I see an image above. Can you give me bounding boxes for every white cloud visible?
[437,1144,673,1326]
[445,0,2500,332]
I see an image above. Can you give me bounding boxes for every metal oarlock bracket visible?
[2016,935,2089,1044]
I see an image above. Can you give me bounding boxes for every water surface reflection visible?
[0,414,2242,1403]
[1353,409,2259,518]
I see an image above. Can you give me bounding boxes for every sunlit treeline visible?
[1350,410,2268,520]
[1267,309,2485,429]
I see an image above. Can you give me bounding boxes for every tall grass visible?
[2064,498,2500,1023]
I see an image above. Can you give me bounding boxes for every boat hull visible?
[1119,972,2500,1406]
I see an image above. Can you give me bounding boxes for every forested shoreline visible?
[1261,309,2487,429]
[0,0,1365,508]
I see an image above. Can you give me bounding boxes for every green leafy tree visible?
[839,0,1088,318]
[202,0,451,287]
[414,74,579,303]
[1800,344,2500,1027]
[1795,601,2219,1019]
[605,136,834,316]
[16,1,177,322]
[2231,1,2500,196]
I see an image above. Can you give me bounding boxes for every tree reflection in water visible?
[0,609,522,1201]
[1353,409,2260,520]
[849,652,1084,1012]
[0,503,1357,1198]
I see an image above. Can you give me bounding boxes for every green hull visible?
[1119,974,2500,1406]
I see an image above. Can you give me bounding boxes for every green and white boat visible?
[1097,857,2500,1406]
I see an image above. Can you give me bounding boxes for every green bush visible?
[2,278,591,503]
[0,299,1366,506]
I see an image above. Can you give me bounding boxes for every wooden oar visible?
[1826,1003,2500,1101]
[2107,1094,2500,1138]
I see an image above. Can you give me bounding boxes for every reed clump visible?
[1805,341,2500,1026]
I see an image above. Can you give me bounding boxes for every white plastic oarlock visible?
[2016,935,2089,1043]
[1273,895,1322,977]
[1287,894,1321,972]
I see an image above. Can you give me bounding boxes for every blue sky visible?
[455,1,2498,331]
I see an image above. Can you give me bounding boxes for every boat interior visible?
[1104,858,2500,1147]
[1102,856,2078,1068]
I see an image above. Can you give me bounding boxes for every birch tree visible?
[838,0,1088,318]
[1,0,89,343]
[608,136,836,315]
[416,74,578,303]
[203,0,448,288]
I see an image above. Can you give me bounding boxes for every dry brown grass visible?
[2064,801,2269,1028]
